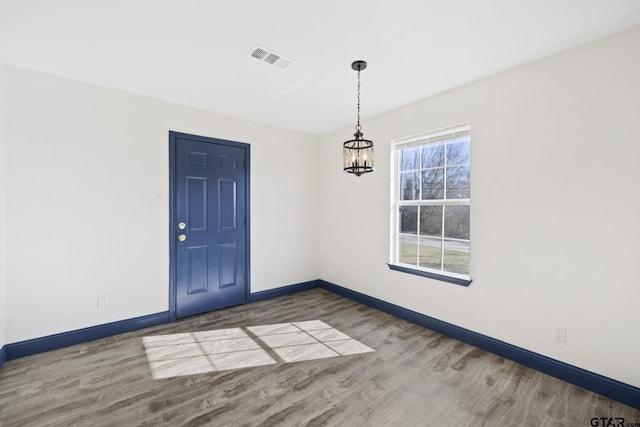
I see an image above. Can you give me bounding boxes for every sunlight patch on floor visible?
[143,320,374,379]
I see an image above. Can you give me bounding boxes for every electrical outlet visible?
[154,192,166,205]
[553,324,566,342]
[97,295,109,310]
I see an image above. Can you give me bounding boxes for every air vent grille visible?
[248,45,293,69]
[251,48,268,60]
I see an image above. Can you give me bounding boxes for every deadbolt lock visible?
[178,222,186,230]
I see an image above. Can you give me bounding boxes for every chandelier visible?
[343,60,374,176]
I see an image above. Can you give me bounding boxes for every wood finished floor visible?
[0,289,638,426]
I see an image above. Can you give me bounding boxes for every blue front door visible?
[170,132,249,319]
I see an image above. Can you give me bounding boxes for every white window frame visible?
[389,123,471,285]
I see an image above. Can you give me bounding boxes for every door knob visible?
[178,234,187,242]
[178,222,186,230]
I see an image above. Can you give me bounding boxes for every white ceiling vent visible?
[248,45,293,69]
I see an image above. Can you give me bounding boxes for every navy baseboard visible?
[247,280,320,303]
[2,279,638,410]
[0,345,6,368]
[5,311,169,360]
[318,280,640,410]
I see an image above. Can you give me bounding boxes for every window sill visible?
[387,263,472,287]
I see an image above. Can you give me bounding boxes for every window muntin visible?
[391,124,470,280]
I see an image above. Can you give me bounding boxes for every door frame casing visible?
[168,131,251,321]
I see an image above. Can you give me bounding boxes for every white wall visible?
[318,26,640,388]
[3,26,638,391]
[0,64,6,349]
[3,66,318,343]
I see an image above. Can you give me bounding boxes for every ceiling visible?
[1,1,639,136]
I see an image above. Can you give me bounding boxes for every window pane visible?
[401,171,420,200]
[400,147,419,171]
[445,166,470,199]
[393,126,470,279]
[399,206,418,234]
[444,205,470,240]
[443,239,470,275]
[419,206,442,236]
[419,237,441,270]
[446,136,470,166]
[421,169,444,200]
[398,236,418,265]
[421,143,444,168]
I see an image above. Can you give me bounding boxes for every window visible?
[389,124,471,285]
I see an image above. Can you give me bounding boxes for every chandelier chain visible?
[355,69,362,133]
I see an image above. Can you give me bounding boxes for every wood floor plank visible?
[0,289,638,426]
